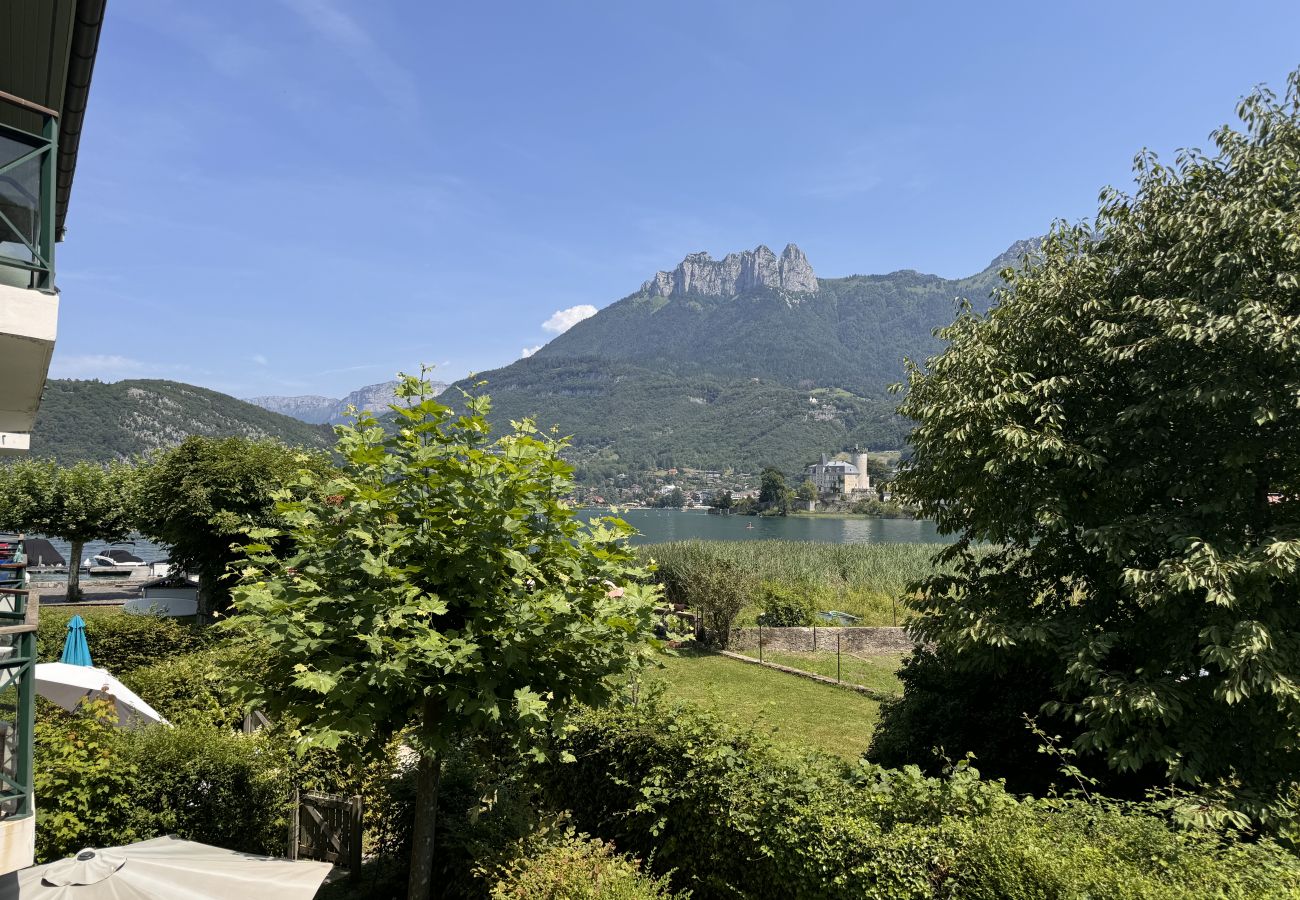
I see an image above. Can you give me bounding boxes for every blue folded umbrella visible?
[60,614,93,667]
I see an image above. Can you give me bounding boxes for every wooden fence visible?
[288,789,363,872]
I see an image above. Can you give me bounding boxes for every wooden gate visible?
[288,789,363,872]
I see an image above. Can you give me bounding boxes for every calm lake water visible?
[24,511,949,573]
[577,509,953,545]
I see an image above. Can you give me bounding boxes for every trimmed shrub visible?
[37,608,208,674]
[754,580,816,627]
[542,703,1300,900]
[124,644,253,730]
[33,706,288,863]
[118,724,291,855]
[488,833,686,900]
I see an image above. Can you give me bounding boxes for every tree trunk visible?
[406,748,442,900]
[67,538,84,602]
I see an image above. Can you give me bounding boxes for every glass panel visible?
[0,134,42,264]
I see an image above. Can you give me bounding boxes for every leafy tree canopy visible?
[0,459,134,599]
[895,72,1300,831]
[223,372,658,899]
[758,467,793,515]
[132,436,331,613]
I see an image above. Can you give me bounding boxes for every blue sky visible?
[51,0,1300,398]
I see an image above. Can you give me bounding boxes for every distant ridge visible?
[246,379,448,425]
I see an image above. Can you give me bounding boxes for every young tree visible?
[796,479,819,503]
[758,467,792,515]
[224,373,658,900]
[893,73,1300,828]
[0,459,134,600]
[710,490,734,511]
[132,437,331,614]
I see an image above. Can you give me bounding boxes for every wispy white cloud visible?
[251,354,269,366]
[520,345,542,358]
[542,304,597,334]
[276,0,419,116]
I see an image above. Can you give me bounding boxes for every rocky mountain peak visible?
[986,237,1044,271]
[642,243,818,297]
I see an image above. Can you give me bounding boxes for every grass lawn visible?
[648,646,882,761]
[735,649,905,697]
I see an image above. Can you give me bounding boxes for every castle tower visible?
[852,450,870,493]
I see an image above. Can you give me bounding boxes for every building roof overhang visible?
[0,0,107,240]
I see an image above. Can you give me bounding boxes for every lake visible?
[24,512,950,573]
[577,509,953,545]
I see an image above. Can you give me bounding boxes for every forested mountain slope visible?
[30,379,335,463]
[459,242,1020,476]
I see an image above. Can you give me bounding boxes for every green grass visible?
[648,646,881,760]
[644,540,953,625]
[737,649,905,696]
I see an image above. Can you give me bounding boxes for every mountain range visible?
[244,380,447,425]
[24,241,1027,473]
[447,242,1015,479]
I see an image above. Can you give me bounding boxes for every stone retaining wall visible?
[729,625,913,654]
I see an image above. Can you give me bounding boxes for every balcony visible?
[0,533,35,872]
[0,96,58,455]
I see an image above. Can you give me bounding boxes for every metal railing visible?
[0,91,57,292]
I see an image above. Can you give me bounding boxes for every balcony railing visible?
[0,90,57,292]
[0,534,34,826]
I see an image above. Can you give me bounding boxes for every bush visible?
[118,724,291,855]
[754,580,815,627]
[37,609,208,675]
[646,543,754,647]
[488,833,685,900]
[33,700,140,862]
[33,705,288,862]
[867,645,1064,794]
[542,703,1300,900]
[317,740,543,900]
[124,644,254,730]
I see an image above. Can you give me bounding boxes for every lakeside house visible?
[0,0,107,875]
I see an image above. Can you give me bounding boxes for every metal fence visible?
[726,624,911,693]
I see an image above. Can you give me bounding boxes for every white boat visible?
[85,547,150,578]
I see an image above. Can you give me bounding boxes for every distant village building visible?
[805,451,872,498]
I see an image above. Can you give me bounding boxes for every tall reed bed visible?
[640,540,953,626]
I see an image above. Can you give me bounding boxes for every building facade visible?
[805,451,871,498]
[0,0,106,874]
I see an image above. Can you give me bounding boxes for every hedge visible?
[488,833,686,900]
[33,704,290,862]
[543,703,1300,900]
[37,608,208,675]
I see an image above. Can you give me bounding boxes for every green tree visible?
[710,490,734,510]
[0,459,134,600]
[132,437,330,615]
[795,479,818,503]
[656,487,686,509]
[894,73,1300,830]
[224,372,658,900]
[758,467,792,515]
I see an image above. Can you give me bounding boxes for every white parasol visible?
[33,663,168,728]
[0,836,332,899]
